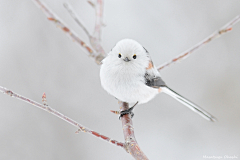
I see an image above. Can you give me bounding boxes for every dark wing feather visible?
[142,46,166,88]
[144,73,166,88]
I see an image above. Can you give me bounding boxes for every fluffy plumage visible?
[100,39,160,104]
[100,39,216,121]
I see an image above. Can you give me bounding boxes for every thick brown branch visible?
[157,15,240,71]
[120,102,149,160]
[0,86,124,148]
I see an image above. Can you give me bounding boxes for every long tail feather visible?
[162,86,216,122]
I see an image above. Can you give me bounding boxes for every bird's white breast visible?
[100,60,158,104]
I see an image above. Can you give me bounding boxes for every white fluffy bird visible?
[100,39,216,121]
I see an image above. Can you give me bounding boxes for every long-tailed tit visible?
[100,39,216,121]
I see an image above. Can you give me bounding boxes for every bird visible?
[100,39,216,121]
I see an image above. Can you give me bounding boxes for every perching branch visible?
[157,15,240,71]
[0,86,124,148]
[120,102,149,160]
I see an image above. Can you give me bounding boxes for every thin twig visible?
[90,0,105,57]
[63,3,105,64]
[63,3,91,38]
[42,92,48,106]
[0,86,124,148]
[87,1,95,8]
[110,110,120,115]
[93,0,103,41]
[119,102,149,160]
[157,15,240,71]
[32,0,99,59]
[63,1,105,64]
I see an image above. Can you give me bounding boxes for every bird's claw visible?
[119,107,134,119]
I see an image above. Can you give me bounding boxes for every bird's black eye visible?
[118,53,121,58]
[133,54,137,59]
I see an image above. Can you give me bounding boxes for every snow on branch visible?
[157,15,240,71]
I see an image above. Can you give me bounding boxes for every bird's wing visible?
[144,72,166,88]
[144,59,166,88]
[143,57,216,122]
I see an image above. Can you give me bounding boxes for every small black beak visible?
[123,57,131,62]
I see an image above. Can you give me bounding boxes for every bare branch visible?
[32,0,100,60]
[63,3,91,38]
[0,86,124,148]
[110,110,120,115]
[120,102,149,160]
[87,1,95,8]
[93,0,103,41]
[90,0,105,57]
[42,92,48,106]
[157,15,240,71]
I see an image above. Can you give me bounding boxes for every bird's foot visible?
[119,101,138,120]
[119,106,134,119]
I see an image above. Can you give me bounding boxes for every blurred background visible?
[0,0,240,159]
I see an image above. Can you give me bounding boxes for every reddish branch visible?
[120,102,149,160]
[0,86,124,148]
[157,15,240,71]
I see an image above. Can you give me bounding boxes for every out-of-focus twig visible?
[63,3,91,38]
[87,1,95,8]
[32,0,101,61]
[0,86,124,148]
[157,15,240,71]
[93,0,103,42]
[62,2,105,64]
[42,92,48,106]
[110,110,120,115]
[90,0,105,58]
[119,102,149,160]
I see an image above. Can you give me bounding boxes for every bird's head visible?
[107,39,150,70]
